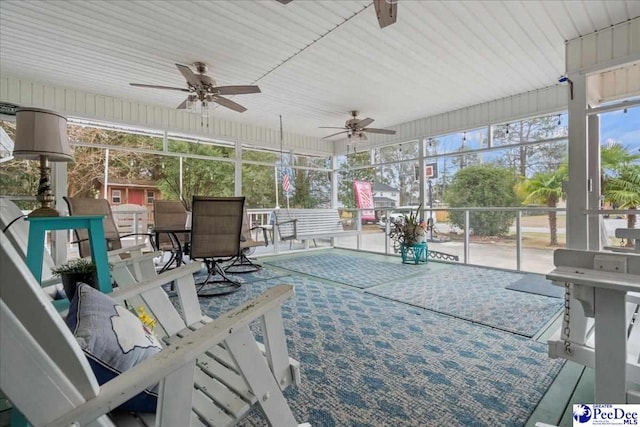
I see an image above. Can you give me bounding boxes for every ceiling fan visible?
[276,0,397,29]
[129,62,260,113]
[320,111,397,140]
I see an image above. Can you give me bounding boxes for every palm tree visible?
[601,142,640,171]
[516,165,568,246]
[600,143,640,248]
[603,165,640,247]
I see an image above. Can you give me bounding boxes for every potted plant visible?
[389,204,428,250]
[51,257,98,300]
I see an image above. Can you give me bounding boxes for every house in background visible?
[373,182,399,218]
[96,178,160,208]
[96,178,161,228]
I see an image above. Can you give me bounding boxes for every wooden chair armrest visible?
[109,262,201,303]
[276,218,298,240]
[107,243,148,258]
[109,251,162,269]
[41,277,62,288]
[250,225,270,246]
[276,218,298,225]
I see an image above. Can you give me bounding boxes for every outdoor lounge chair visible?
[152,199,191,272]
[190,196,244,296]
[225,206,269,274]
[0,232,307,427]
[63,197,152,258]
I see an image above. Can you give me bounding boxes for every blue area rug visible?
[367,265,563,337]
[200,275,564,426]
[264,253,450,288]
[193,264,287,284]
[506,273,563,298]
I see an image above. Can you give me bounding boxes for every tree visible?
[603,165,640,245]
[157,140,233,210]
[288,155,331,209]
[66,126,163,198]
[374,143,420,206]
[493,116,566,177]
[242,149,280,208]
[0,122,40,209]
[338,151,375,208]
[601,142,640,175]
[445,164,519,236]
[601,143,640,247]
[516,165,568,246]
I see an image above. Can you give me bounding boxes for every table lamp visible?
[13,107,73,217]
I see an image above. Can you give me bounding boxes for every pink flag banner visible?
[353,181,376,222]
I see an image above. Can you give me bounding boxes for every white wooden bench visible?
[274,208,356,249]
[545,249,640,404]
[604,228,640,254]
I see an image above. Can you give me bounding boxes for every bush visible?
[445,165,519,236]
[51,257,97,276]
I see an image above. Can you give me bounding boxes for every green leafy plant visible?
[445,165,519,236]
[388,204,428,250]
[50,258,97,276]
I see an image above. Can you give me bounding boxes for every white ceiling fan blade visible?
[356,117,375,128]
[130,83,189,92]
[215,85,261,95]
[318,126,347,130]
[213,95,247,112]
[322,130,349,139]
[363,128,396,135]
[175,63,202,87]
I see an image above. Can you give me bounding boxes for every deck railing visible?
[246,206,640,275]
[5,195,635,275]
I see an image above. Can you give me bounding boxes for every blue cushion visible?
[66,284,162,413]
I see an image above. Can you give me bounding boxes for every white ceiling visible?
[1,0,639,139]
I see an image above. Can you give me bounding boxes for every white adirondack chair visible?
[545,249,640,405]
[108,249,304,406]
[0,198,59,289]
[0,234,308,426]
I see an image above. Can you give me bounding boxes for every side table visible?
[400,241,428,264]
[26,215,112,294]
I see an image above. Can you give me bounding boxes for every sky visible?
[600,105,640,153]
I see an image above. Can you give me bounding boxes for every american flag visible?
[282,172,291,192]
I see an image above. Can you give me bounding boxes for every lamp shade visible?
[13,108,72,162]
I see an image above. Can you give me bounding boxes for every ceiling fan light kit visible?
[129,62,260,114]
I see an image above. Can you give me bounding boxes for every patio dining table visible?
[153,225,191,272]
